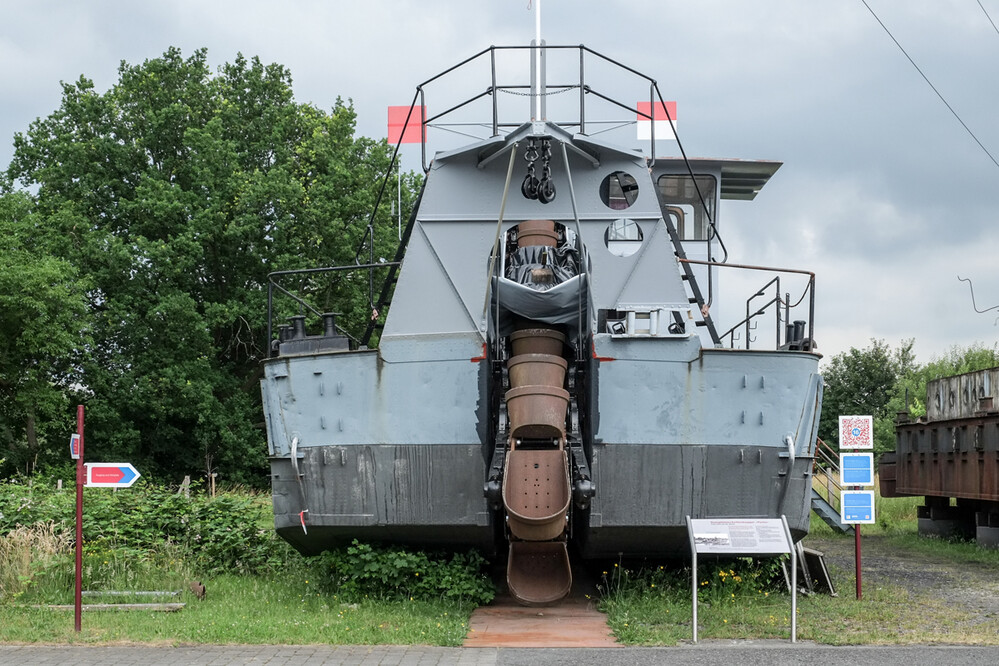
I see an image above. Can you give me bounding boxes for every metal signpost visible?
[838,415,874,600]
[73,407,84,632]
[71,406,140,632]
[686,516,796,643]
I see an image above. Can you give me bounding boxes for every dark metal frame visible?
[266,262,400,354]
[680,258,816,352]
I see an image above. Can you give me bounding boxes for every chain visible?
[498,85,580,97]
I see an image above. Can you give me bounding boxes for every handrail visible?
[812,437,844,515]
[680,258,816,352]
[266,262,400,355]
[406,44,680,173]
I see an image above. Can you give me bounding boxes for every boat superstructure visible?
[261,45,823,604]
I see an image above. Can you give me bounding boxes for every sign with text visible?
[688,518,792,555]
[687,516,797,643]
[70,434,81,460]
[839,415,873,449]
[840,452,875,487]
[841,490,876,524]
[85,463,141,488]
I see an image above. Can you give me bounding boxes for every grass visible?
[598,491,999,646]
[0,480,483,646]
[598,544,999,646]
[3,480,998,646]
[0,572,473,645]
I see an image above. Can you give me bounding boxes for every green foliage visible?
[2,47,412,483]
[315,540,495,605]
[0,480,481,646]
[0,192,91,477]
[818,338,916,455]
[820,340,999,459]
[1,573,475,646]
[597,557,784,604]
[598,557,789,644]
[0,477,292,577]
[0,522,70,600]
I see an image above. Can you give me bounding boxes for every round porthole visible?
[599,171,639,210]
[604,218,643,257]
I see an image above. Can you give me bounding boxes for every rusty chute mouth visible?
[502,447,571,541]
[507,541,573,606]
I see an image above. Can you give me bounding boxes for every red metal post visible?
[74,405,84,632]
[855,522,862,600]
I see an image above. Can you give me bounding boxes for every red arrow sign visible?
[85,463,140,488]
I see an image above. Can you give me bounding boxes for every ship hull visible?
[263,344,820,558]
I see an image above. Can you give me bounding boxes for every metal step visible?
[810,489,854,535]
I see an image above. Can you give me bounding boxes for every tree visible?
[4,48,411,483]
[0,192,91,475]
[820,340,999,458]
[818,339,916,455]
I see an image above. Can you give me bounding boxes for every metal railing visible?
[812,437,844,515]
[266,262,400,355]
[680,258,816,352]
[396,44,685,173]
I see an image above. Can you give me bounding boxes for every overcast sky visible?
[3,0,999,366]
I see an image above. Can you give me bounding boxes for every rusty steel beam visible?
[893,414,999,500]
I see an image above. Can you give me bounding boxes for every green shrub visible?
[315,540,495,605]
[186,494,293,574]
[0,477,291,579]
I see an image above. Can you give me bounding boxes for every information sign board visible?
[839,415,873,449]
[687,517,796,643]
[840,452,875,487]
[841,490,876,524]
[688,518,792,554]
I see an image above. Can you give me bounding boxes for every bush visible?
[0,477,292,578]
[316,540,495,605]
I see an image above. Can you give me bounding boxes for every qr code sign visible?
[839,415,873,449]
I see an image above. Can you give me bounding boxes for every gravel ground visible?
[804,533,999,622]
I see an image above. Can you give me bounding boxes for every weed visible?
[314,540,495,605]
[0,522,71,600]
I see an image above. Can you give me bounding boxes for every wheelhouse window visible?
[657,174,716,241]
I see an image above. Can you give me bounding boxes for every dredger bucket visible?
[502,448,570,540]
[507,540,573,606]
[505,386,570,439]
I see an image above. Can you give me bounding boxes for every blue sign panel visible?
[840,452,875,487]
[841,490,876,524]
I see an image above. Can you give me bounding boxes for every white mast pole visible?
[534,0,542,121]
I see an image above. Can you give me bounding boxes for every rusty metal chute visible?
[495,220,577,605]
